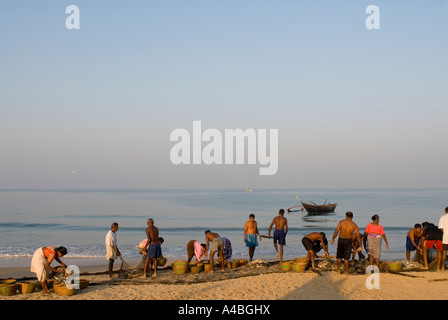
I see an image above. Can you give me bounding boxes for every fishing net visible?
[119,256,132,272]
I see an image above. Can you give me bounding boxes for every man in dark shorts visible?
[406,223,422,261]
[421,222,443,271]
[331,211,361,275]
[302,232,329,269]
[141,218,162,278]
[268,209,288,262]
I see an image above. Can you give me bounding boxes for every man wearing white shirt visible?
[438,207,448,272]
[105,222,121,277]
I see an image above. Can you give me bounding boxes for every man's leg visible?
[249,247,255,261]
[344,259,349,275]
[436,249,442,271]
[41,280,50,294]
[109,258,114,277]
[442,249,447,271]
[152,258,157,277]
[209,250,216,272]
[273,240,279,260]
[423,247,429,269]
[219,250,224,272]
[308,250,316,268]
[141,256,150,278]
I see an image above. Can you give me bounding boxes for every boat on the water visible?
[301,201,337,215]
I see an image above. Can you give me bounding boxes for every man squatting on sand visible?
[331,211,362,275]
[244,214,262,262]
[302,232,329,269]
[420,221,444,271]
[268,209,288,262]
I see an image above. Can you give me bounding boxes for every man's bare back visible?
[337,219,359,239]
[272,215,287,230]
[206,232,220,242]
[146,226,159,245]
[331,212,361,245]
[306,232,325,242]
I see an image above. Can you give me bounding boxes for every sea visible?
[1,188,447,268]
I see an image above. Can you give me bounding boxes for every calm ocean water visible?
[1,188,447,266]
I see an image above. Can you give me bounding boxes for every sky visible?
[0,0,447,190]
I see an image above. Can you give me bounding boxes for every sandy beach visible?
[2,257,448,301]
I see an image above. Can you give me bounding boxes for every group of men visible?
[406,207,448,271]
[105,207,448,277]
[263,207,448,274]
[106,219,164,278]
[190,209,360,274]
[264,209,360,274]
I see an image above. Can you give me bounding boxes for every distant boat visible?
[301,201,337,215]
[245,188,254,192]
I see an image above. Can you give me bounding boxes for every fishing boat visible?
[301,201,337,215]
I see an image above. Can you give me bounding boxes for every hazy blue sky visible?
[1,1,447,189]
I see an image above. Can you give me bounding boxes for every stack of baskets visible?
[280,257,309,273]
[279,261,292,271]
[0,277,90,296]
[292,257,309,273]
[291,262,308,273]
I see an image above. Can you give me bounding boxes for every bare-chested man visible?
[406,223,422,261]
[204,230,225,272]
[331,211,361,275]
[244,214,262,261]
[141,218,162,278]
[268,209,288,262]
[302,232,329,269]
